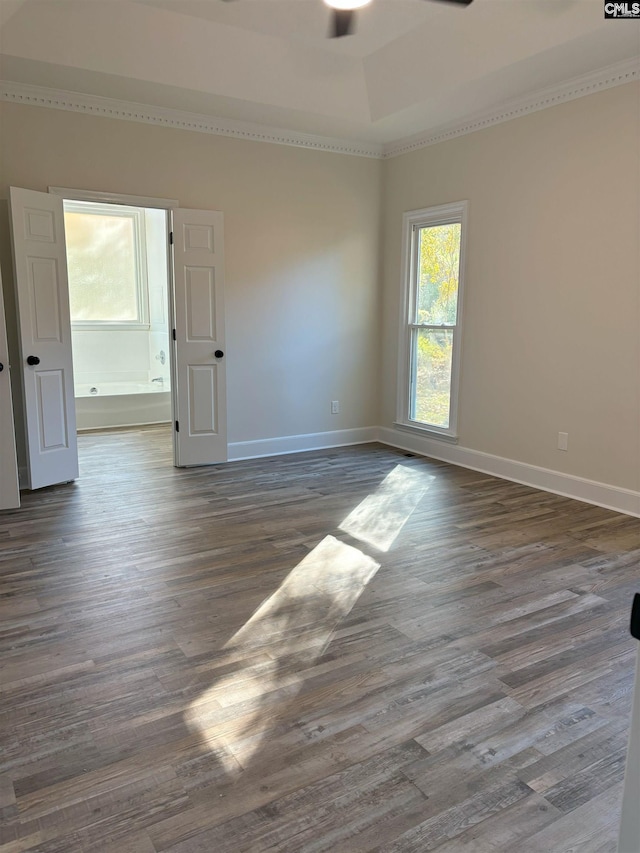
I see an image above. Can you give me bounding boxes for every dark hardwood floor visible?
[0,426,638,852]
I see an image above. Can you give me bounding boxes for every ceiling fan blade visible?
[330,9,355,38]
[423,0,474,4]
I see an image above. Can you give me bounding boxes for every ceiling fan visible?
[326,0,474,38]
[221,0,475,39]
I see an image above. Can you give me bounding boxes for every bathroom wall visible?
[72,329,150,387]
[146,207,171,387]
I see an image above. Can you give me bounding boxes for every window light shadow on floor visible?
[184,463,434,773]
[339,464,435,553]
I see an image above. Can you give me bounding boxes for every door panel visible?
[9,187,78,490]
[0,268,20,510]
[37,371,69,448]
[23,205,57,242]
[29,258,63,341]
[188,364,217,434]
[172,209,226,466]
[185,267,216,339]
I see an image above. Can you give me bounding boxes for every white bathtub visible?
[74,381,172,430]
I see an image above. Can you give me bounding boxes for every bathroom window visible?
[64,201,150,329]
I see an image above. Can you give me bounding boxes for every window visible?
[63,201,149,328]
[397,201,467,440]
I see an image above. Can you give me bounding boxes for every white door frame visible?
[50,187,180,462]
[48,188,227,469]
[49,188,179,210]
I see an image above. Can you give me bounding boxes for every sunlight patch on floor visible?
[185,535,379,772]
[339,464,434,552]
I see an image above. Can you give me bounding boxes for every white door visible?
[0,268,20,509]
[9,187,79,490]
[171,208,227,466]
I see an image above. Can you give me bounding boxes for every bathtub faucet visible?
[155,350,166,365]
[151,377,164,384]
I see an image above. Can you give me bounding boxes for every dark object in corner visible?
[630,593,640,640]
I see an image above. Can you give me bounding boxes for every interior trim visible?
[49,186,179,209]
[226,423,640,519]
[382,57,640,159]
[1,57,638,160]
[377,426,640,519]
[17,423,640,518]
[0,81,384,159]
[228,427,379,461]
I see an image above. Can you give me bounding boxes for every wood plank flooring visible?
[0,425,638,852]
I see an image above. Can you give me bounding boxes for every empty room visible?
[0,1,640,851]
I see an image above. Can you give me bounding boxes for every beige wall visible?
[0,101,382,450]
[381,82,640,492]
[2,83,639,496]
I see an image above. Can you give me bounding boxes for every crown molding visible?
[382,57,640,159]
[0,80,384,159]
[1,56,638,162]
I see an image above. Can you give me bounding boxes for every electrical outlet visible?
[558,432,569,451]
[331,400,339,414]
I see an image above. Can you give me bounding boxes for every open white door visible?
[0,268,20,509]
[171,208,227,467]
[9,187,78,490]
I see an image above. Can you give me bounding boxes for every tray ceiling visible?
[0,0,638,146]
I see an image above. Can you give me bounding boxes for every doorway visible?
[62,199,173,433]
[9,186,228,491]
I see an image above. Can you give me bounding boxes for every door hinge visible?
[172,328,176,341]
[175,420,179,432]
[169,231,174,245]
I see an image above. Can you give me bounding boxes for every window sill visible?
[393,422,459,445]
[71,323,151,331]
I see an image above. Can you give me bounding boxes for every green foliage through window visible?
[415,223,460,325]
[411,222,461,429]
[412,329,453,428]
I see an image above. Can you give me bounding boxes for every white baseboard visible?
[228,427,379,462]
[229,425,640,517]
[377,426,640,519]
[16,423,640,518]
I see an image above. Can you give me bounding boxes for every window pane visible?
[415,223,461,325]
[411,329,453,428]
[65,212,139,322]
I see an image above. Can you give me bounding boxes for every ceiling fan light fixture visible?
[323,0,372,10]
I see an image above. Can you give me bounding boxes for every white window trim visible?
[63,199,151,330]
[396,200,468,441]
